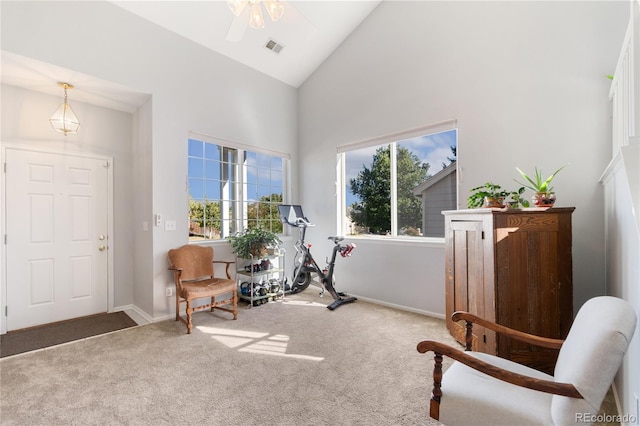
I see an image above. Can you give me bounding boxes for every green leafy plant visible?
[467,183,509,208]
[515,165,567,194]
[227,227,282,259]
[506,187,530,208]
[468,183,530,209]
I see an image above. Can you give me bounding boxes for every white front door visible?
[5,148,109,330]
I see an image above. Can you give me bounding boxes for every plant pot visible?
[484,196,505,208]
[532,192,556,207]
[249,245,267,257]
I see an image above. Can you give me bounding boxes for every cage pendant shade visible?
[49,82,80,135]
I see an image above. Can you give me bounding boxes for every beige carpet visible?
[0,291,619,425]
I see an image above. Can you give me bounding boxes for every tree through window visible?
[340,127,457,238]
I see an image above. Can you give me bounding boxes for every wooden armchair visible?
[168,244,238,334]
[417,296,636,425]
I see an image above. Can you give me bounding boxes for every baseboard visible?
[113,304,193,325]
[115,296,445,326]
[349,294,445,320]
[113,304,152,325]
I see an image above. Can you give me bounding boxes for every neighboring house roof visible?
[413,161,457,196]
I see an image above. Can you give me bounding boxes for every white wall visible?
[298,0,629,315]
[1,0,299,320]
[132,99,154,318]
[0,0,630,316]
[602,148,640,425]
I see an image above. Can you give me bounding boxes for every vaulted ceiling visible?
[1,1,381,112]
[111,1,382,88]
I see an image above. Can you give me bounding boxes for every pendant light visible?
[49,82,80,135]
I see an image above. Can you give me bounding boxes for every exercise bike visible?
[277,204,357,310]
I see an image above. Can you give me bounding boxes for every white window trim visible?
[189,131,291,160]
[187,131,290,240]
[336,119,458,240]
[336,119,457,153]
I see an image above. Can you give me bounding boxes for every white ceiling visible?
[111,1,382,88]
[1,51,152,113]
[1,1,381,112]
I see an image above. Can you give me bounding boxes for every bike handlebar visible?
[294,217,315,227]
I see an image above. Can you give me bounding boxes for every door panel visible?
[447,219,486,351]
[5,148,109,330]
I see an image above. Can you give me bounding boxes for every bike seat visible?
[328,236,344,243]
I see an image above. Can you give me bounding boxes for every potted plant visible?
[467,182,510,208]
[506,187,530,208]
[228,227,282,259]
[515,165,567,207]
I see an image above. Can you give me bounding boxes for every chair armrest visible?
[452,311,565,350]
[213,260,235,279]
[416,340,582,398]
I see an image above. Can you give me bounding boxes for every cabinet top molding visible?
[442,207,575,216]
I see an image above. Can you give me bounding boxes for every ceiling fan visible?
[225,0,291,42]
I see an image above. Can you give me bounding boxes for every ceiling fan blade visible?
[226,14,248,42]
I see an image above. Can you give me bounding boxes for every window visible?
[338,123,457,238]
[188,136,288,241]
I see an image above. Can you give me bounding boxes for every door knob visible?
[98,245,106,251]
[99,235,105,241]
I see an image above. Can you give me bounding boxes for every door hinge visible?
[5,306,7,316]
[481,231,485,239]
[3,162,6,173]
[4,234,6,245]
[483,334,487,343]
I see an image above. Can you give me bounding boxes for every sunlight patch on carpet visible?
[197,326,268,338]
[281,299,327,308]
[198,326,324,361]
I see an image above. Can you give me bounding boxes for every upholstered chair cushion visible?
[439,352,559,425]
[551,296,637,424]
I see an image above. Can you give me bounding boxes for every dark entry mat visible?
[1,312,137,358]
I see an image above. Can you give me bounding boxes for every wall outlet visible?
[166,287,173,297]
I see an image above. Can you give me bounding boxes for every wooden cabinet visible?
[443,208,574,373]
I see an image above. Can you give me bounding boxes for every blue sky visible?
[344,129,457,206]
[188,139,283,202]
